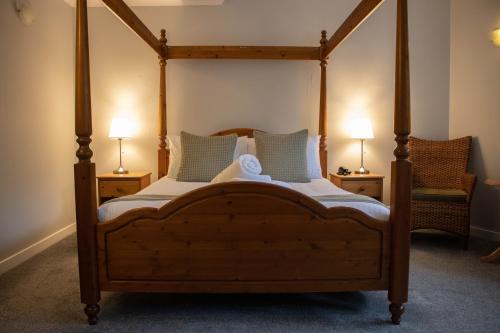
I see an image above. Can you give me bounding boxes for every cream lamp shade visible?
[350,118,374,139]
[109,117,134,139]
[492,29,500,47]
[109,117,134,174]
[350,117,374,174]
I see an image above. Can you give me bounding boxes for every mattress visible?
[98,177,390,222]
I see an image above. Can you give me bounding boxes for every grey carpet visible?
[0,232,499,333]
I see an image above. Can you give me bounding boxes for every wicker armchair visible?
[409,136,477,249]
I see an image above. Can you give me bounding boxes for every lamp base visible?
[113,166,129,174]
[355,167,370,175]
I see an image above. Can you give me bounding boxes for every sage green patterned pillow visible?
[254,129,310,183]
[177,131,237,182]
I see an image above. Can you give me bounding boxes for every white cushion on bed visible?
[247,135,322,179]
[167,135,248,179]
[166,135,181,179]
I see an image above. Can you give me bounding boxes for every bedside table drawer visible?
[99,180,141,197]
[342,180,382,197]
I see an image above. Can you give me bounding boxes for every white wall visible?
[450,0,500,235]
[87,0,451,203]
[0,0,75,265]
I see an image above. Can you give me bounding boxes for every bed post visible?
[74,0,100,325]
[388,0,412,325]
[319,30,328,178]
[158,29,168,179]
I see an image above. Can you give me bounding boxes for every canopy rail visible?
[101,0,163,56]
[167,46,321,60]
[322,0,385,59]
[98,0,386,61]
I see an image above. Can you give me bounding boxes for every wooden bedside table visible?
[97,171,151,204]
[329,173,384,201]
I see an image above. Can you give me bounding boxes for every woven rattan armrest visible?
[462,173,477,203]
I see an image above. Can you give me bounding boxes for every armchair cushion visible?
[412,187,467,203]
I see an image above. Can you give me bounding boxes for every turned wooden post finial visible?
[321,30,328,43]
[159,29,167,59]
[320,30,328,61]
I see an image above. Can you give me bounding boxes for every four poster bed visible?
[74,0,412,326]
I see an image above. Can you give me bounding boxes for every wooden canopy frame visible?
[74,0,411,325]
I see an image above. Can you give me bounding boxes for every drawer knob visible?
[359,187,365,192]
[116,187,124,193]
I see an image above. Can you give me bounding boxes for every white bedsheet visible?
[98,178,390,222]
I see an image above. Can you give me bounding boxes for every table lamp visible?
[350,118,374,174]
[109,117,134,174]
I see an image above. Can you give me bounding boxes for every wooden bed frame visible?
[74,0,412,326]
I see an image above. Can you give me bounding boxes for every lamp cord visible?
[118,138,123,169]
[360,139,365,170]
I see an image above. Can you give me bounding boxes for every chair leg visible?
[463,235,469,251]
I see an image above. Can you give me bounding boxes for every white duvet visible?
[98,177,390,222]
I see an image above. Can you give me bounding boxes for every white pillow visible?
[166,135,248,179]
[166,135,182,179]
[307,135,323,179]
[247,135,322,179]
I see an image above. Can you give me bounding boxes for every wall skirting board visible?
[471,226,500,243]
[0,223,76,276]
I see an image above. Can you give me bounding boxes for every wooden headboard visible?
[212,128,257,138]
[158,128,328,179]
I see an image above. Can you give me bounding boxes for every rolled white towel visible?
[211,154,264,183]
[238,154,262,175]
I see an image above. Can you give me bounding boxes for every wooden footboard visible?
[97,182,390,293]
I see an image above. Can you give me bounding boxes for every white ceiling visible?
[64,0,224,7]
